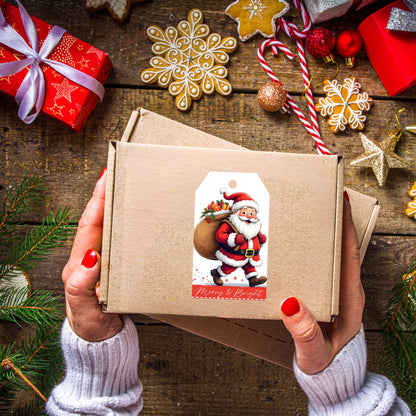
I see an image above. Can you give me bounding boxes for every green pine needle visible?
[0,321,63,414]
[380,260,416,413]
[0,207,74,280]
[0,173,73,413]
[0,174,47,236]
[0,286,62,326]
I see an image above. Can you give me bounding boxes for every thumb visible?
[65,249,102,324]
[281,297,332,374]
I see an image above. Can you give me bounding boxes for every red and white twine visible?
[257,0,331,156]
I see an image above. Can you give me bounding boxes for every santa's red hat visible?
[220,188,259,212]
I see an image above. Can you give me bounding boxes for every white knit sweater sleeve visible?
[46,315,143,415]
[294,326,411,415]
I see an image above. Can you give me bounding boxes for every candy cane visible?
[258,0,331,156]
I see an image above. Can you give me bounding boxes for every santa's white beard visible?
[229,212,262,240]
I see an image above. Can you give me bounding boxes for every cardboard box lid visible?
[101,108,379,368]
[101,109,343,322]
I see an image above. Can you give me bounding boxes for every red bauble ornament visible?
[336,30,363,68]
[305,27,335,63]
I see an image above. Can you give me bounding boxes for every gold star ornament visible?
[350,130,410,186]
[226,0,289,41]
[406,124,416,135]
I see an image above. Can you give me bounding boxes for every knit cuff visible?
[46,315,143,415]
[294,326,399,415]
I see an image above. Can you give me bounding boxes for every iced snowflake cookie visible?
[226,0,289,41]
[141,9,237,111]
[316,77,373,133]
[406,182,416,219]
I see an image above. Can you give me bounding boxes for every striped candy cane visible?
[258,0,331,156]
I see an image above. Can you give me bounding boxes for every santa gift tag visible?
[193,172,270,301]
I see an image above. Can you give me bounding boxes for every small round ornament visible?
[257,82,287,112]
[305,27,335,63]
[336,30,363,68]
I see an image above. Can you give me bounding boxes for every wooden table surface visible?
[1,0,416,414]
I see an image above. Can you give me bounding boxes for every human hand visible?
[62,168,123,342]
[281,193,364,375]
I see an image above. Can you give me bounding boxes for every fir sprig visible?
[380,259,416,413]
[0,174,47,236]
[0,207,73,280]
[0,173,73,413]
[0,322,63,415]
[0,286,62,326]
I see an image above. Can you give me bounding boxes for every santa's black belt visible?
[219,244,260,258]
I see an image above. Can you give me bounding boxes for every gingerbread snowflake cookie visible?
[406,182,416,219]
[141,9,237,111]
[226,0,289,41]
[316,77,373,133]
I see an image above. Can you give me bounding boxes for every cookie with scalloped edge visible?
[141,9,237,111]
[316,77,373,133]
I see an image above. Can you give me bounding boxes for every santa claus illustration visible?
[211,189,267,287]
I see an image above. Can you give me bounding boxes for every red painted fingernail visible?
[281,297,300,317]
[344,190,350,202]
[99,167,107,179]
[81,249,98,268]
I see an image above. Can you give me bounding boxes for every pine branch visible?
[0,207,74,280]
[0,321,63,414]
[0,174,47,237]
[380,262,416,413]
[0,286,62,326]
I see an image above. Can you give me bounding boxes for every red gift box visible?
[358,0,416,96]
[0,1,112,131]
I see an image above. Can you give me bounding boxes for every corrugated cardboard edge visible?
[345,187,380,265]
[100,140,117,308]
[331,156,344,319]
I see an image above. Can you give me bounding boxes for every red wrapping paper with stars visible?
[0,0,112,132]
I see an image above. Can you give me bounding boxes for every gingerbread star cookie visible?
[226,0,290,41]
[316,77,373,133]
[84,0,145,22]
[141,9,237,111]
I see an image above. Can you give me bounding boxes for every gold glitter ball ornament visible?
[257,82,287,112]
[350,130,410,187]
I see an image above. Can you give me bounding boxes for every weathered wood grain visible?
[135,326,387,415]
[2,89,416,234]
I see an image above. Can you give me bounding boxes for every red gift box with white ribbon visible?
[0,0,112,131]
[358,0,416,96]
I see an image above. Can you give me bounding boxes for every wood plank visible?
[135,325,390,415]
[2,89,416,235]
[2,0,415,98]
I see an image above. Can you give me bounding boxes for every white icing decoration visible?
[141,9,236,111]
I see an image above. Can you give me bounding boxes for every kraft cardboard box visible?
[100,108,379,368]
[101,121,344,321]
